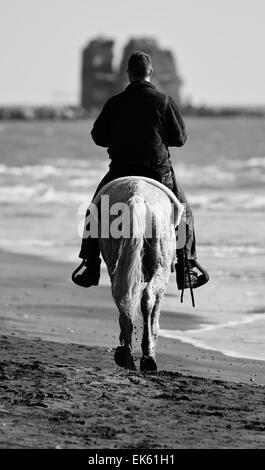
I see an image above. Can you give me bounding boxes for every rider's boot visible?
[72,257,101,287]
[72,233,101,288]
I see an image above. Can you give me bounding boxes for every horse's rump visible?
[99,178,176,310]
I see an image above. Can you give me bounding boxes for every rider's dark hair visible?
[127,51,153,79]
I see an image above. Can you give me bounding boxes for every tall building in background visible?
[80,37,183,111]
[81,38,116,111]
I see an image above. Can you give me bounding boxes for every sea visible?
[1,117,265,361]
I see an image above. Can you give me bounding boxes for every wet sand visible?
[1,250,265,448]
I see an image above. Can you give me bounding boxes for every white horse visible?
[96,177,183,371]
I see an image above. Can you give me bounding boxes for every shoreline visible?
[1,249,265,385]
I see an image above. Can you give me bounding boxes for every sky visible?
[0,0,264,106]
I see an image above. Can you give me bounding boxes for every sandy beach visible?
[1,249,265,449]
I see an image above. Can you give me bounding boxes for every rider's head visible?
[127,51,153,83]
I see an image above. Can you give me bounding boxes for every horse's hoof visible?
[126,357,137,371]
[140,355,157,372]
[114,346,126,367]
[114,346,137,370]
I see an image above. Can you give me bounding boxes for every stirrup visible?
[179,254,209,307]
[190,259,210,285]
[71,259,86,284]
[177,248,196,308]
[71,259,100,287]
[182,249,195,308]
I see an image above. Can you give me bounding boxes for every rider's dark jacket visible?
[91,80,187,182]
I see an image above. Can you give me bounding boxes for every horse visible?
[95,176,183,371]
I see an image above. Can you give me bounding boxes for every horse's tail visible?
[111,194,146,318]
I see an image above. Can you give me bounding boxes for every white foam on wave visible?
[0,159,105,180]
[0,183,93,205]
[173,163,236,187]
[0,238,57,248]
[189,192,265,210]
[199,244,265,257]
[172,158,265,190]
[0,163,59,178]
[4,183,264,211]
[1,157,264,208]
[229,156,265,169]
[54,157,105,169]
[160,313,265,361]
[0,160,103,205]
[69,176,100,187]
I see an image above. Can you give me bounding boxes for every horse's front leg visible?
[140,267,169,371]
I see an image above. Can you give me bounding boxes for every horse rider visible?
[72,51,209,294]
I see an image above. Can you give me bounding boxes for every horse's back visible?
[102,178,173,214]
[99,178,175,277]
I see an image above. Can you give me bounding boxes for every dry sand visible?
[1,250,265,448]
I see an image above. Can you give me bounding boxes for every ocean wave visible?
[0,184,92,205]
[69,176,100,187]
[0,164,59,178]
[0,158,264,210]
[200,244,265,257]
[173,159,265,189]
[160,313,265,361]
[1,158,264,196]
[0,181,264,213]
[173,163,236,186]
[189,193,265,210]
[0,161,105,180]
[209,269,263,279]
[229,156,265,169]
[0,238,58,248]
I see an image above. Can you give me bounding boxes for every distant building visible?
[81,38,116,111]
[80,37,183,111]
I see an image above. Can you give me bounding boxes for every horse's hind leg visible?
[114,308,136,370]
[140,268,168,372]
[140,284,157,371]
